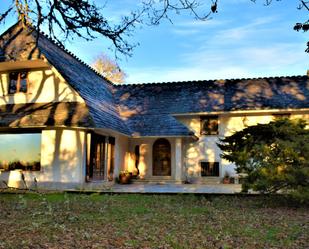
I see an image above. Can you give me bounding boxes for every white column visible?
[113,136,120,180]
[175,138,182,182]
[104,137,109,181]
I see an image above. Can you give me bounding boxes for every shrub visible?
[218,118,309,202]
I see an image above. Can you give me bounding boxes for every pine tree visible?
[218,118,309,201]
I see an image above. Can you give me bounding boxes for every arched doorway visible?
[153,138,171,176]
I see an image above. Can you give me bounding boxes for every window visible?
[201,162,219,177]
[0,133,41,171]
[8,71,28,94]
[200,116,219,135]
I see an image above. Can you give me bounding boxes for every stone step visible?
[131,178,182,184]
[131,177,223,185]
[185,177,221,184]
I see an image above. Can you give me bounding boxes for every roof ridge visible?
[0,21,114,85]
[117,75,308,87]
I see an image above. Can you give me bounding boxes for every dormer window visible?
[8,71,28,94]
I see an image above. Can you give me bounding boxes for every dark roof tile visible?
[1,22,308,137]
[115,76,309,135]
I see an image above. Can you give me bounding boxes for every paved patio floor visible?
[103,183,242,194]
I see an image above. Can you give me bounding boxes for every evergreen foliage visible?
[218,118,309,201]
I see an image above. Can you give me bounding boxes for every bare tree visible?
[293,1,309,52]
[0,0,218,57]
[0,0,308,55]
[251,0,309,52]
[92,53,126,84]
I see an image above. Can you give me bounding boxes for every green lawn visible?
[0,193,308,249]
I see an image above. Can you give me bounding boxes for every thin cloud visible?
[176,19,229,28]
[126,43,307,84]
[172,29,201,35]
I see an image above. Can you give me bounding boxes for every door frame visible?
[87,133,106,181]
[152,138,172,176]
[86,132,116,182]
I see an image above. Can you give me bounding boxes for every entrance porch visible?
[125,137,184,183]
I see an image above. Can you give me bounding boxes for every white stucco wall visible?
[0,63,90,189]
[114,134,129,177]
[0,62,131,188]
[177,111,309,179]
[0,128,86,189]
[127,137,176,179]
[0,67,84,105]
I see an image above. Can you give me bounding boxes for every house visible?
[0,22,308,190]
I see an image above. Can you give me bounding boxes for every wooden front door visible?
[153,138,171,176]
[88,134,106,181]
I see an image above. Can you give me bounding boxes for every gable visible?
[0,22,42,62]
[0,64,85,105]
[0,22,130,134]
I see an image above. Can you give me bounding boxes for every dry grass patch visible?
[0,193,308,249]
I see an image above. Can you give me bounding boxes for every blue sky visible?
[0,134,41,163]
[0,0,308,83]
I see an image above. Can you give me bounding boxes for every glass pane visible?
[201,162,219,177]
[8,72,18,94]
[90,135,105,180]
[201,116,218,135]
[19,72,28,93]
[0,133,41,171]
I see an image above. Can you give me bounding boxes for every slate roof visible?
[115,75,309,136]
[36,34,130,135]
[1,22,309,137]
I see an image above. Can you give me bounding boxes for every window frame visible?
[8,70,29,94]
[86,132,116,182]
[200,115,219,135]
[200,162,220,177]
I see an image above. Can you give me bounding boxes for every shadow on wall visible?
[184,137,221,178]
[126,143,149,179]
[0,26,42,62]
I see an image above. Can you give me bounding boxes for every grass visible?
[0,193,308,249]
